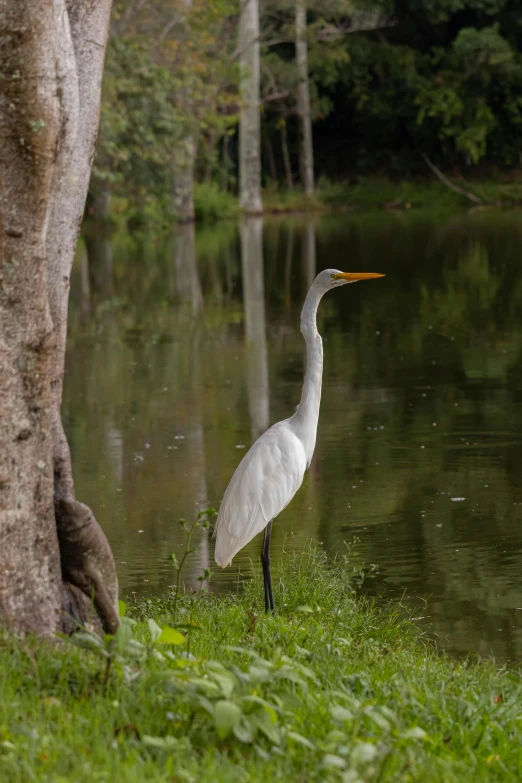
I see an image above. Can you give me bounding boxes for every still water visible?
[67,209,522,661]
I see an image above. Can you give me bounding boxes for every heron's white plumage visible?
[214,421,307,566]
[214,268,384,572]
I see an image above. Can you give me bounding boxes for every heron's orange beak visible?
[333,272,385,281]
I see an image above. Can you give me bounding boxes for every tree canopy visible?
[95,0,522,215]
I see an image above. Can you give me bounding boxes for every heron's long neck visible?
[292,281,325,461]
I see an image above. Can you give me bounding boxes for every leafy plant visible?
[2,544,521,781]
[169,508,216,619]
[68,603,185,687]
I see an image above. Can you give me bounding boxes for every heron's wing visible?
[214,423,306,567]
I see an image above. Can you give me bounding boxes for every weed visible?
[0,543,521,782]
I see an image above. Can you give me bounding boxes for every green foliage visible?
[1,544,522,781]
[95,35,180,197]
[94,0,239,215]
[263,187,326,213]
[93,0,522,218]
[453,25,515,73]
[263,175,522,212]
[413,24,517,164]
[193,182,238,222]
[309,1,522,175]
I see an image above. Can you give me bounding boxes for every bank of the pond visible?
[105,176,522,229]
[262,176,522,215]
[1,548,521,782]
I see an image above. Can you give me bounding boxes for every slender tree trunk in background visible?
[79,246,92,322]
[239,0,263,214]
[284,224,294,313]
[85,182,113,296]
[265,134,278,184]
[172,0,196,222]
[86,180,111,223]
[221,134,230,192]
[295,0,314,196]
[204,130,218,183]
[0,0,118,635]
[173,137,196,222]
[280,122,293,190]
[86,230,114,297]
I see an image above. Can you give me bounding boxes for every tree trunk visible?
[284,224,294,313]
[86,181,111,223]
[239,0,263,214]
[0,0,119,635]
[280,122,294,190]
[173,137,196,222]
[85,183,114,296]
[79,245,91,321]
[295,0,314,196]
[85,229,114,298]
[221,134,230,193]
[204,130,219,183]
[172,0,196,222]
[264,133,278,185]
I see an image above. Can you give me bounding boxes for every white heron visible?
[214,269,384,611]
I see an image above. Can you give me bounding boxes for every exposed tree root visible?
[53,417,119,635]
[56,497,120,635]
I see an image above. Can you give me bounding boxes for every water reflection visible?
[68,209,522,661]
[174,223,203,312]
[78,245,91,322]
[302,221,316,290]
[85,225,113,297]
[241,217,269,438]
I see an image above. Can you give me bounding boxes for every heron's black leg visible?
[261,520,275,612]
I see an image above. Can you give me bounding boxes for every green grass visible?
[100,174,522,232]
[262,175,522,214]
[193,181,238,222]
[262,187,326,214]
[1,545,521,782]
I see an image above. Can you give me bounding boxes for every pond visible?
[67,208,522,661]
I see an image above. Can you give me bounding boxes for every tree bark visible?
[173,137,196,222]
[85,182,114,296]
[284,224,294,313]
[239,0,263,214]
[264,133,278,184]
[0,0,118,635]
[280,121,294,190]
[172,0,196,222]
[221,134,230,193]
[295,0,314,196]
